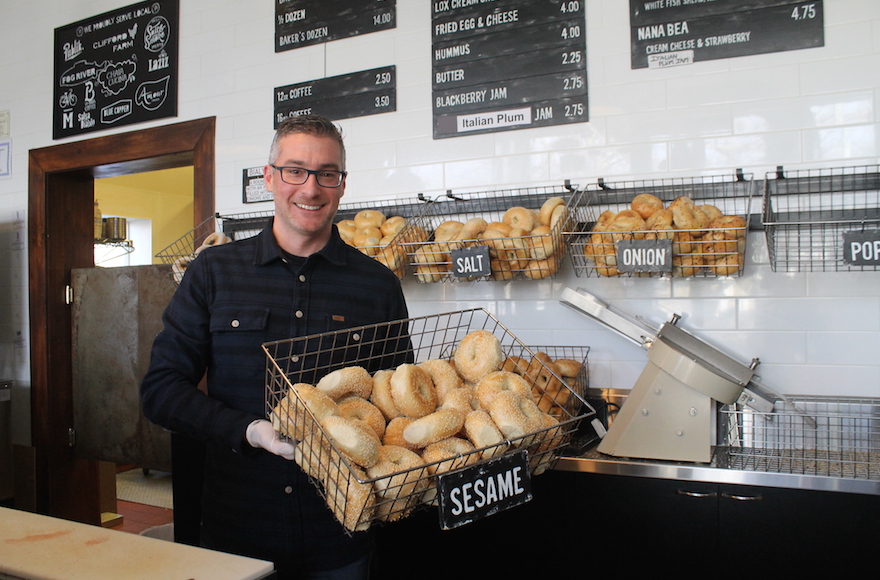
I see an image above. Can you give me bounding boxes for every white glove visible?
[246,419,297,460]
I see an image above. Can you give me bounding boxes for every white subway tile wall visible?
[0,0,877,403]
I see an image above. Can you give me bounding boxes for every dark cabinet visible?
[372,470,579,578]
[373,469,879,577]
[575,472,880,575]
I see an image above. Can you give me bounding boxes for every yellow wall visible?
[95,166,194,264]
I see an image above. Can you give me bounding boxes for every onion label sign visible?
[843,230,880,266]
[616,238,672,273]
[437,449,532,530]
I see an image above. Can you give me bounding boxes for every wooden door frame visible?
[27,117,215,522]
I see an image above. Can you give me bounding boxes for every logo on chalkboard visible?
[135,76,170,110]
[144,16,170,52]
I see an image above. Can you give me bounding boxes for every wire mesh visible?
[262,309,593,532]
[567,172,755,278]
[520,345,590,398]
[721,396,880,481]
[762,165,880,272]
[154,197,433,284]
[406,183,581,283]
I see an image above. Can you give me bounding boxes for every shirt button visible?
[284,486,293,494]
[295,310,303,319]
[299,275,306,282]
[231,319,240,328]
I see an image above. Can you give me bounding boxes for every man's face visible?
[265,132,346,250]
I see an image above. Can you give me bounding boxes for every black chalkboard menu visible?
[630,0,824,69]
[274,66,396,126]
[432,0,588,139]
[275,0,396,52]
[53,0,179,140]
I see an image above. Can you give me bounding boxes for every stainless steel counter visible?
[555,445,880,496]
[557,390,880,496]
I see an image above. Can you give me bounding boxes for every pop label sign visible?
[436,449,532,530]
[843,230,880,266]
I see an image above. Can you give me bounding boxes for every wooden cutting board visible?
[0,507,274,579]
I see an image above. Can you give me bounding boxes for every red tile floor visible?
[110,499,174,535]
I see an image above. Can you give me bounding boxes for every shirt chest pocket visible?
[210,306,270,333]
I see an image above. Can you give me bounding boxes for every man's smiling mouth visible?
[296,203,323,211]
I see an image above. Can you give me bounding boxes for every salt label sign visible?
[437,449,532,530]
[843,230,880,266]
[452,245,491,278]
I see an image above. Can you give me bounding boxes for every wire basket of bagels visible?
[155,195,433,284]
[567,171,756,278]
[155,213,241,285]
[262,309,593,533]
[333,196,435,279]
[406,183,581,282]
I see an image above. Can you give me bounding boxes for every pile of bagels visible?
[414,196,570,282]
[171,231,233,283]
[336,209,428,279]
[270,330,583,532]
[584,193,747,277]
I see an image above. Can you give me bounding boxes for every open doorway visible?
[94,166,195,267]
[27,117,215,525]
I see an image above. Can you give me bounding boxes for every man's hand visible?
[246,419,297,460]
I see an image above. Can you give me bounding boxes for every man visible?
[141,114,410,579]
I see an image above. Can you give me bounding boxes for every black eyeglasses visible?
[271,165,347,187]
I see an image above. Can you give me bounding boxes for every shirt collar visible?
[253,217,349,267]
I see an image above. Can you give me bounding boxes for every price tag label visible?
[451,245,491,278]
[436,449,532,530]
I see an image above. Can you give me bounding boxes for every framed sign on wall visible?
[432,0,589,139]
[275,0,396,52]
[630,0,824,69]
[53,0,179,139]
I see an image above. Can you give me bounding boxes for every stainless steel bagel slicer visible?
[560,287,781,463]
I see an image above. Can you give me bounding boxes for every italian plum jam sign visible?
[432,0,588,139]
[274,66,396,125]
[436,449,532,530]
[630,0,824,70]
[275,0,396,52]
[53,0,179,139]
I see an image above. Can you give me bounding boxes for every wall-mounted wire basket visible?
[720,396,880,482]
[155,197,432,284]
[262,309,593,532]
[567,171,755,278]
[404,183,581,283]
[762,165,880,272]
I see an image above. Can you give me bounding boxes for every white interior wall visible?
[0,1,878,419]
